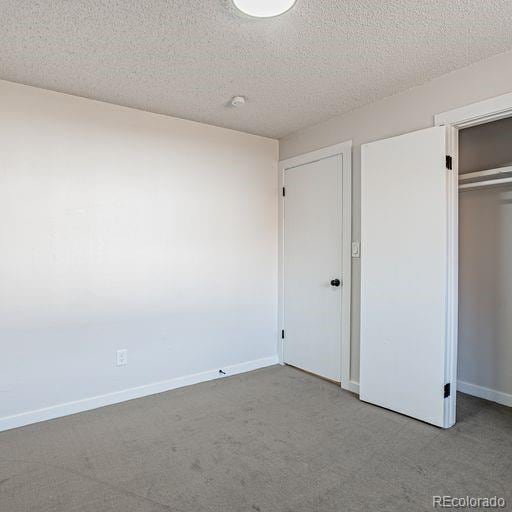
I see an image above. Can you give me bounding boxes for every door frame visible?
[435,92,512,129]
[278,140,352,390]
[435,92,512,422]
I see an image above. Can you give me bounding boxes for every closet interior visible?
[458,116,512,407]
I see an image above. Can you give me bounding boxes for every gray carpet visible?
[0,365,511,512]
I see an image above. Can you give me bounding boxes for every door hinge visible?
[282,187,286,197]
[281,329,285,339]
[445,155,453,170]
[444,383,451,398]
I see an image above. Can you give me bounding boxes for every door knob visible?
[330,278,341,287]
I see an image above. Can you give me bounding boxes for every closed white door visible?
[283,154,343,382]
[360,126,457,428]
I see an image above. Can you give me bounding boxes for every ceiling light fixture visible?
[233,0,297,18]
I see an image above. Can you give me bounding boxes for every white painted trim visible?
[278,155,285,366]
[345,380,359,395]
[0,355,279,432]
[278,140,353,390]
[458,380,512,408]
[435,94,512,426]
[341,146,352,391]
[278,141,352,172]
[444,125,459,429]
[435,92,512,128]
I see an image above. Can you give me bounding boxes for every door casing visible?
[435,91,512,423]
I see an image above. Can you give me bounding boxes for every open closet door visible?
[360,126,458,428]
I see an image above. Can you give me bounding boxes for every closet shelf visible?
[459,165,512,190]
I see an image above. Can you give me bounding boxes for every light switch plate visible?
[352,242,360,258]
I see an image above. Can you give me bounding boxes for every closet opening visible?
[457,115,512,408]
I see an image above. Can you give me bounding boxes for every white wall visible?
[458,116,512,174]
[459,187,512,402]
[280,49,512,386]
[0,80,278,430]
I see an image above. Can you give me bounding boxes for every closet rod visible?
[459,165,512,181]
[459,176,512,190]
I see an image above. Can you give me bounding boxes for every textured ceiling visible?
[2,0,512,138]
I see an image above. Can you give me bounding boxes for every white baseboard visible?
[0,355,279,433]
[342,380,360,395]
[342,380,511,407]
[458,380,512,407]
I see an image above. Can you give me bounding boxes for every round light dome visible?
[233,0,297,18]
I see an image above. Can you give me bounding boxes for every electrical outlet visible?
[116,349,128,366]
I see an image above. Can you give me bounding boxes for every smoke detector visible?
[230,96,246,107]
